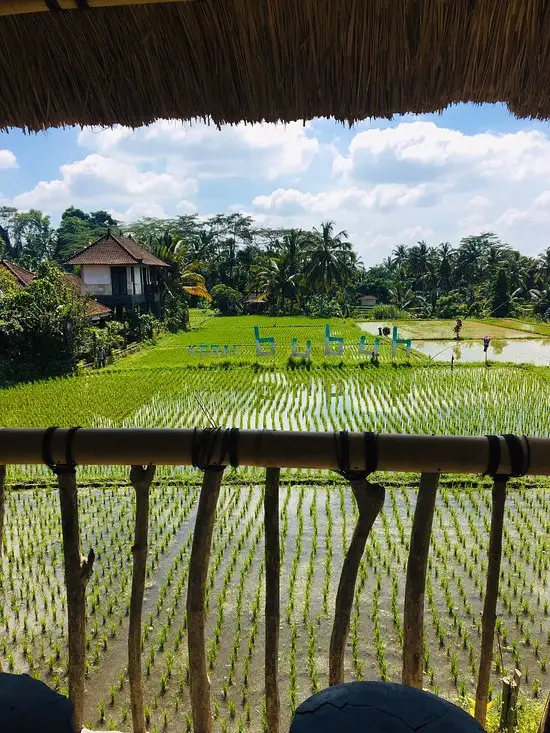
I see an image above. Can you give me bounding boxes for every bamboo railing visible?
[0,428,549,733]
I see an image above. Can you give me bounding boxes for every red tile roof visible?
[0,261,110,318]
[0,259,35,287]
[65,233,168,267]
[60,272,111,318]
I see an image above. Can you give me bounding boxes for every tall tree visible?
[491,269,511,317]
[305,221,352,295]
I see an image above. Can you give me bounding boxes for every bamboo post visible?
[475,478,507,725]
[187,467,225,733]
[540,690,550,733]
[499,669,521,733]
[402,473,439,687]
[329,477,385,685]
[0,465,5,559]
[264,468,280,733]
[128,465,156,733]
[57,471,95,732]
[0,465,5,674]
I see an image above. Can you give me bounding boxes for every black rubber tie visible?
[42,426,59,472]
[228,428,240,469]
[484,435,501,477]
[503,434,529,477]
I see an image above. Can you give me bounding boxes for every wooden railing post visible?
[128,464,156,733]
[475,477,507,725]
[329,477,385,686]
[265,468,280,733]
[402,473,439,688]
[187,467,225,733]
[57,470,95,732]
[0,465,5,674]
[539,691,550,733]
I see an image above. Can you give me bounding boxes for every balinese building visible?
[64,232,168,317]
[0,258,111,322]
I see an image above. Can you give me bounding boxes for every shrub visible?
[305,295,342,318]
[163,294,190,332]
[211,284,243,316]
[369,304,409,320]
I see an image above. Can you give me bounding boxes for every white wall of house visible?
[132,265,143,295]
[80,265,112,295]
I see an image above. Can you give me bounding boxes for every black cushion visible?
[0,673,73,733]
[290,682,485,733]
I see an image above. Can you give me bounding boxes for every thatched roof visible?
[3,0,550,131]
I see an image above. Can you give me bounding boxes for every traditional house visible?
[0,259,35,289]
[64,233,168,316]
[0,259,110,322]
[359,294,377,308]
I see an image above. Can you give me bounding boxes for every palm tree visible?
[304,221,352,294]
[504,251,528,293]
[408,240,430,290]
[255,254,299,312]
[536,247,550,284]
[392,244,409,270]
[388,281,416,311]
[531,285,550,318]
[437,242,454,292]
[147,230,211,301]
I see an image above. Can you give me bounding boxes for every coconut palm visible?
[147,230,211,301]
[304,221,352,294]
[255,254,299,312]
[392,244,409,270]
[536,246,550,284]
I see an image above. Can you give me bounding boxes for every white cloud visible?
[13,153,197,218]
[253,183,430,215]
[252,121,550,263]
[334,122,550,185]
[8,116,550,265]
[78,120,319,181]
[0,149,17,169]
[10,121,319,222]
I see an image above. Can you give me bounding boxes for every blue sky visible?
[1,103,550,266]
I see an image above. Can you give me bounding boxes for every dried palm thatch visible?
[2,0,550,131]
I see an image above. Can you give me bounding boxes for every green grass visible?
[365,318,541,341]
[118,315,399,369]
[188,308,214,329]
[482,318,550,338]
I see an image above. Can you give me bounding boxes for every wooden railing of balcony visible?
[0,428,548,733]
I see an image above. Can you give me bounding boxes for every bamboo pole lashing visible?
[1,429,545,476]
[475,477,507,725]
[329,476,385,686]
[264,468,280,733]
[402,472,440,688]
[128,464,155,733]
[57,470,95,732]
[187,467,225,733]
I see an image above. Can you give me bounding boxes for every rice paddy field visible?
[1,314,549,732]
